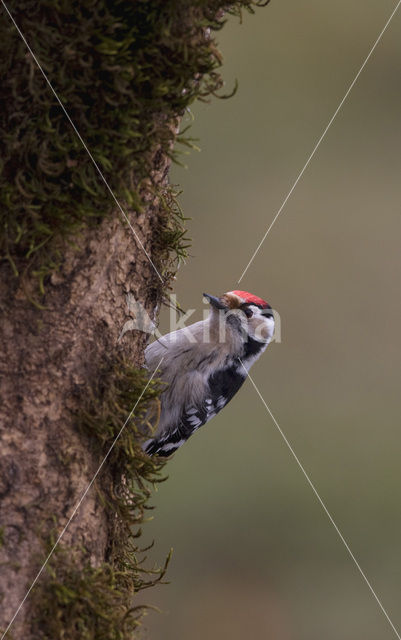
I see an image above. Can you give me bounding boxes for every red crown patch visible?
[231,290,270,309]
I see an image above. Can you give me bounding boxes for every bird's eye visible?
[244,307,253,318]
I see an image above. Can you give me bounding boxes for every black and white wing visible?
[144,360,246,457]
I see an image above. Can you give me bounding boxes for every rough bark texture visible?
[0,186,166,638]
[0,0,265,637]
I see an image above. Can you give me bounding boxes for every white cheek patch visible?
[263,316,275,341]
[251,313,275,344]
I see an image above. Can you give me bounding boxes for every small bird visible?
[143,290,275,457]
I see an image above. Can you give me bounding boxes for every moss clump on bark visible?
[30,361,169,639]
[31,541,170,640]
[78,359,167,530]
[0,1,270,636]
[0,0,267,287]
[155,184,191,286]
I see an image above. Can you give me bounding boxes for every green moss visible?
[156,184,192,286]
[0,0,269,290]
[29,360,170,639]
[78,359,168,526]
[0,2,270,635]
[31,542,171,640]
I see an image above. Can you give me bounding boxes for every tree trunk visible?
[0,1,265,637]
[0,210,163,637]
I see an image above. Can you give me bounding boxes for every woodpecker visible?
[143,290,274,457]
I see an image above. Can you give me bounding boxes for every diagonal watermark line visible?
[0,357,164,640]
[0,0,164,284]
[237,0,401,284]
[240,360,401,640]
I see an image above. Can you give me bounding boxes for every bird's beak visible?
[203,293,226,310]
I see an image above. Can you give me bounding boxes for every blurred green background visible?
[140,1,401,638]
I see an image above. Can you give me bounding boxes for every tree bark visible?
[0,177,168,639]
[0,0,265,637]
